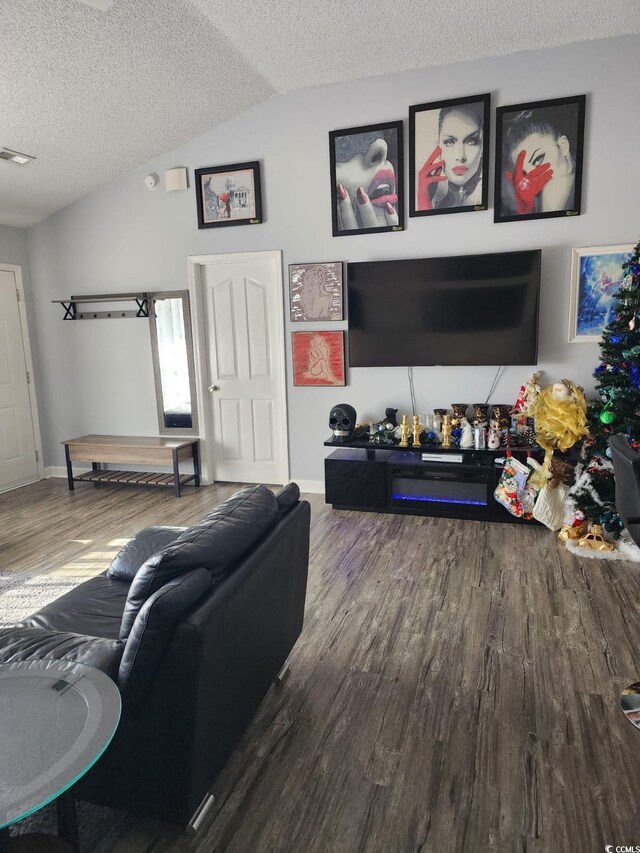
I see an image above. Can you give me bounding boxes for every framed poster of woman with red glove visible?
[495,95,586,223]
[409,93,490,217]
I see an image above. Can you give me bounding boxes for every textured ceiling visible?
[2,0,639,227]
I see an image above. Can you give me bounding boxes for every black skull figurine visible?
[329,403,357,440]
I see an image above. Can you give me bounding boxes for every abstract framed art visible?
[409,93,490,217]
[194,161,262,228]
[568,244,633,343]
[494,95,586,223]
[291,331,345,387]
[289,262,343,322]
[329,121,404,237]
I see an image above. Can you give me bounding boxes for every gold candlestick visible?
[412,415,423,447]
[399,414,409,448]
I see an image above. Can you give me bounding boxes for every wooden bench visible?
[62,435,200,497]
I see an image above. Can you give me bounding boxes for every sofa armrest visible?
[118,568,212,711]
[0,626,123,681]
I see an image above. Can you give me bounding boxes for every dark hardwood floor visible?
[2,479,640,852]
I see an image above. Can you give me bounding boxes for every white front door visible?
[201,253,287,484]
[0,269,39,492]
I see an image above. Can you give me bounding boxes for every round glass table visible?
[620,681,640,730]
[0,659,121,851]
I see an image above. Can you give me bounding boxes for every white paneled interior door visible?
[202,254,287,484]
[0,269,39,492]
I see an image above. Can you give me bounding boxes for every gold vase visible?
[451,403,468,428]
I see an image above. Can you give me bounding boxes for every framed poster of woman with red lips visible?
[409,93,490,218]
[329,121,404,237]
[494,95,586,223]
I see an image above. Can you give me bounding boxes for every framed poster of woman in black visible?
[329,121,404,237]
[409,93,490,217]
[494,95,586,223]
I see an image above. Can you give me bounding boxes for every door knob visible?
[208,384,219,392]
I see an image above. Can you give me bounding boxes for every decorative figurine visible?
[411,415,423,447]
[512,370,542,415]
[441,414,452,448]
[459,417,474,449]
[558,521,588,542]
[487,425,501,449]
[577,524,615,551]
[329,403,357,440]
[529,379,588,461]
[399,414,410,448]
[385,408,399,428]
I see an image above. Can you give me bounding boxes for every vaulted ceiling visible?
[2,0,638,227]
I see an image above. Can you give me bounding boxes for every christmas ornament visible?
[599,406,617,425]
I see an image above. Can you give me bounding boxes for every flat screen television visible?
[347,249,541,367]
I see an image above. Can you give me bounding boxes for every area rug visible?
[0,569,129,851]
[0,569,81,627]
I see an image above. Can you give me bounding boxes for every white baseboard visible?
[46,466,91,479]
[292,479,324,494]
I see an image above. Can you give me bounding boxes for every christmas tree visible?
[568,239,640,537]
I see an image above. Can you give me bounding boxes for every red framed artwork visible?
[291,331,345,387]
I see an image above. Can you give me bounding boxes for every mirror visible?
[149,291,198,435]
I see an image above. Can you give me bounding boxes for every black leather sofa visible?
[0,483,311,826]
[609,434,640,545]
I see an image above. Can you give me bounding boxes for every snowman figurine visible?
[487,424,501,449]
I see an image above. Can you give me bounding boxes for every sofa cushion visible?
[118,568,212,711]
[18,573,130,640]
[119,485,279,641]
[106,526,187,581]
[274,483,300,517]
[0,626,123,681]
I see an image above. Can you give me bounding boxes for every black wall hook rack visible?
[52,292,150,320]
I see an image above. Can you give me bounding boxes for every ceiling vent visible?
[76,0,114,10]
[0,148,36,166]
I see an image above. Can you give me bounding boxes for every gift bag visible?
[494,452,530,518]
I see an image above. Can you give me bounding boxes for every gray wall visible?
[26,35,640,482]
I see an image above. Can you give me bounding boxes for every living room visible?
[1,1,640,850]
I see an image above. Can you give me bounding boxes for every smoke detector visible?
[0,148,36,166]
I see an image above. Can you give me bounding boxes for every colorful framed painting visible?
[569,244,633,343]
[329,121,404,237]
[289,262,343,322]
[194,161,262,228]
[292,331,345,387]
[409,93,490,217]
[494,95,586,223]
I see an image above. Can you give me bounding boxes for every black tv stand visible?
[324,437,541,524]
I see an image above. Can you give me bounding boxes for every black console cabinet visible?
[324,439,541,525]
